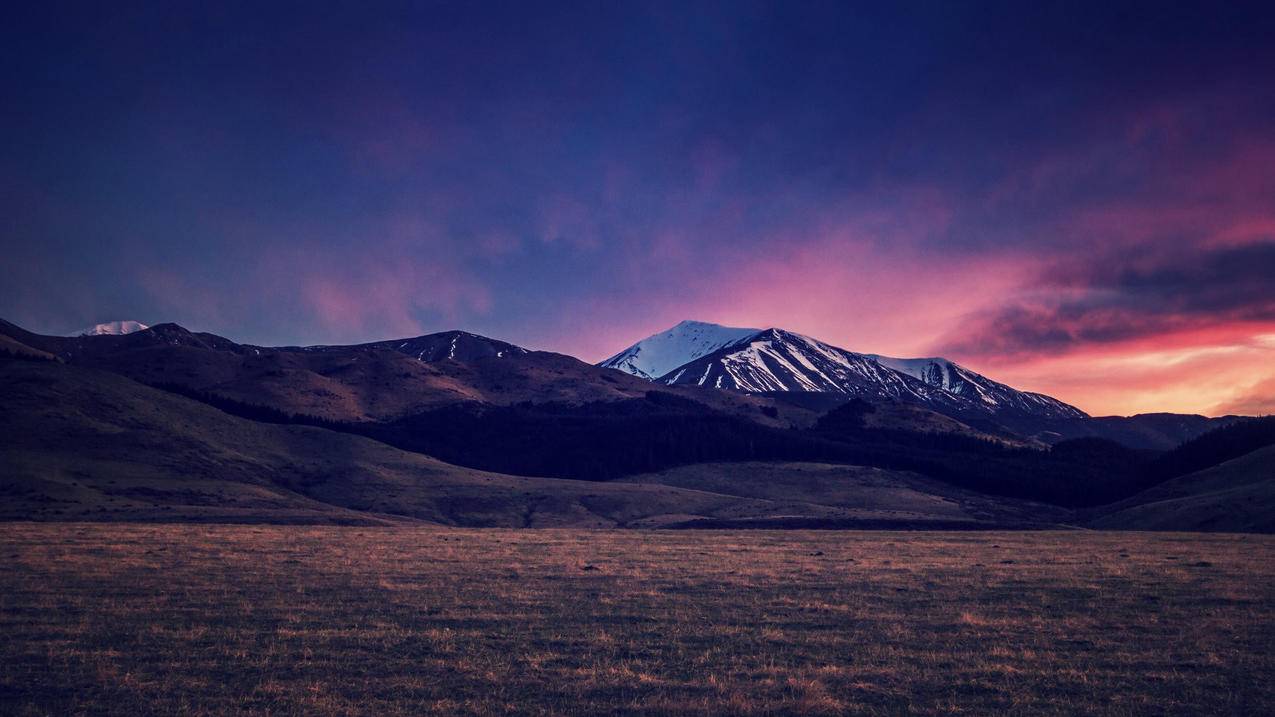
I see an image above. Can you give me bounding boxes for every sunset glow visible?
[3,3,1273,416]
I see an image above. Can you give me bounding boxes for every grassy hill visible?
[0,359,1078,528]
[0,331,55,360]
[0,359,754,526]
[1088,444,1275,533]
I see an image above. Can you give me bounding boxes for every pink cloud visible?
[133,210,494,345]
[1213,375,1275,416]
[978,330,1275,416]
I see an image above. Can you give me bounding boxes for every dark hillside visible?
[1143,416,1275,483]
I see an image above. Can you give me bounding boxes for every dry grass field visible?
[1,525,1272,716]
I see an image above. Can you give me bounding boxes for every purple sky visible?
[3,2,1274,415]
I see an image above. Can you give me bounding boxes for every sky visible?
[3,1,1274,417]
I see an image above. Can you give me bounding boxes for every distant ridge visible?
[0,316,1244,450]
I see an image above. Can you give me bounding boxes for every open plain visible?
[1,524,1272,716]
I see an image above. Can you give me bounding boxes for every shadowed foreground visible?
[1,525,1272,715]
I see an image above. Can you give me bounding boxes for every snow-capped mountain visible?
[603,321,1086,420]
[658,328,969,409]
[72,320,149,336]
[598,320,759,379]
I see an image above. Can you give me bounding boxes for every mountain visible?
[638,324,1085,421]
[599,320,759,379]
[72,320,148,336]
[599,323,1247,449]
[662,328,966,408]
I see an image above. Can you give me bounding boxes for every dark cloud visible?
[940,242,1275,359]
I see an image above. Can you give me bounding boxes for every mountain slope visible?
[1088,445,1275,533]
[1142,415,1275,483]
[0,358,844,527]
[0,333,53,360]
[869,355,1083,418]
[661,328,953,398]
[599,320,758,379]
[0,357,1075,529]
[659,327,1089,423]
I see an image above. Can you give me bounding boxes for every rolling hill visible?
[2,357,1075,528]
[1088,444,1275,533]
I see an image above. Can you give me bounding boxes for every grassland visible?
[1,525,1272,715]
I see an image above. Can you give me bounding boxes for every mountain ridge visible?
[0,317,1246,452]
[0,318,801,426]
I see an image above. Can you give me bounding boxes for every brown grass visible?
[1,524,1272,715]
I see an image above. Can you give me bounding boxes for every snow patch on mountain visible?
[73,321,149,336]
[351,330,530,362]
[869,355,1085,418]
[661,328,963,407]
[598,320,759,380]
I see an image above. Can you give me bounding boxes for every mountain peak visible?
[673,319,732,329]
[599,320,760,380]
[356,330,530,362]
[72,320,149,337]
